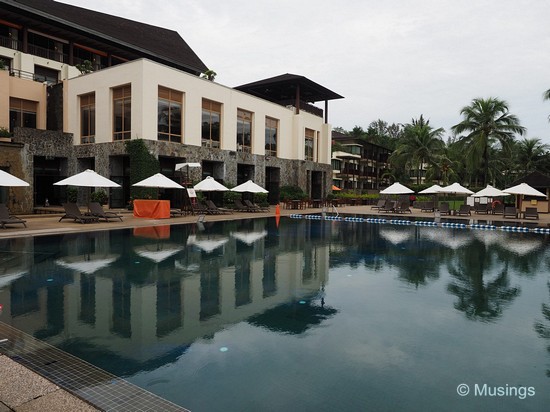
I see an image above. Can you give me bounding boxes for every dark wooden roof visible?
[510,171,550,188]
[2,0,208,75]
[235,73,343,103]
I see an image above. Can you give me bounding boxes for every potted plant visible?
[91,189,108,205]
[0,127,10,141]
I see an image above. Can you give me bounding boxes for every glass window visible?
[202,99,221,148]
[113,85,131,141]
[9,97,37,133]
[305,128,315,161]
[237,109,253,153]
[80,93,95,144]
[158,87,183,143]
[265,117,278,156]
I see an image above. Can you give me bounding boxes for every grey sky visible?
[62,0,550,142]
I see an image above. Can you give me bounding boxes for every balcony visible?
[8,69,59,85]
[280,100,324,118]
[0,35,22,51]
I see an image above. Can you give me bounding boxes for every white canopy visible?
[231,180,268,193]
[439,182,473,195]
[472,184,509,198]
[418,184,443,194]
[0,169,30,187]
[132,173,184,189]
[194,176,229,192]
[379,182,414,195]
[503,183,547,198]
[54,169,120,187]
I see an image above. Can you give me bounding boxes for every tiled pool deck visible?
[0,204,549,411]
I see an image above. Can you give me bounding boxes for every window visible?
[113,85,131,141]
[305,128,315,161]
[80,93,95,144]
[9,98,37,133]
[158,87,183,143]
[202,99,221,148]
[265,117,278,156]
[237,109,252,153]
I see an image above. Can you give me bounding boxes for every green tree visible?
[389,115,445,184]
[451,98,525,186]
[517,137,550,175]
[544,89,550,122]
[201,69,217,81]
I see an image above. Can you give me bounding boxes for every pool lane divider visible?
[288,214,549,235]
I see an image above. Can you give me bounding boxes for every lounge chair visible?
[206,200,232,214]
[457,204,471,216]
[191,202,208,215]
[244,199,269,212]
[524,207,539,220]
[420,201,435,212]
[372,199,386,210]
[474,203,490,214]
[492,202,504,215]
[395,200,411,213]
[503,206,517,218]
[88,202,123,221]
[438,202,450,215]
[0,203,27,229]
[234,199,254,212]
[379,200,395,213]
[170,207,186,217]
[59,202,99,224]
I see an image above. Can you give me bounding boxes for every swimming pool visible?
[1,217,549,411]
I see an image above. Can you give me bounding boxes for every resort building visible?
[0,0,342,213]
[331,130,391,191]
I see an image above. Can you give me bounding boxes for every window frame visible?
[112,85,131,141]
[80,93,95,144]
[201,99,222,148]
[265,116,278,157]
[305,128,315,161]
[9,97,37,133]
[158,86,183,143]
[236,109,253,153]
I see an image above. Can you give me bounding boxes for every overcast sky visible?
[62,0,550,143]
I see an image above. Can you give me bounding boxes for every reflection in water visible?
[534,281,550,377]
[0,219,550,411]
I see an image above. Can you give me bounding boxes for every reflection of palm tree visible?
[534,281,550,377]
[447,242,520,322]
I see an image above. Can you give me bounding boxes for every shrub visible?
[0,127,10,137]
[254,192,268,206]
[91,189,108,205]
[279,185,307,201]
[67,187,78,203]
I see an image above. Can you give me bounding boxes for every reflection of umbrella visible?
[187,234,229,252]
[231,230,268,245]
[0,169,30,187]
[134,244,183,263]
[380,182,414,195]
[422,228,472,250]
[231,180,268,193]
[53,169,120,187]
[55,254,118,274]
[500,238,542,256]
[332,185,342,191]
[379,228,412,245]
[132,173,184,189]
[472,185,509,198]
[0,270,27,288]
[194,176,228,192]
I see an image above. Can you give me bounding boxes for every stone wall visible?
[0,141,32,214]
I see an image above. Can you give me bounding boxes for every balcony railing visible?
[27,44,68,63]
[0,35,22,51]
[9,69,59,85]
[280,100,324,118]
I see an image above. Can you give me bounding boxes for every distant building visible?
[0,0,342,212]
[331,131,391,191]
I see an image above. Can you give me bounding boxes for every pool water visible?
[1,217,549,411]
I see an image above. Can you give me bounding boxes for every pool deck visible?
[1,204,549,411]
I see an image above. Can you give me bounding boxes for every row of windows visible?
[77,85,319,160]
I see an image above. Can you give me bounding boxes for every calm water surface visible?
[1,217,549,411]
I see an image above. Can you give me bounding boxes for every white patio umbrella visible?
[0,169,30,187]
[379,182,414,195]
[53,169,120,188]
[132,173,184,189]
[439,183,473,210]
[194,176,229,192]
[231,180,268,193]
[503,183,547,198]
[418,184,443,194]
[472,184,509,198]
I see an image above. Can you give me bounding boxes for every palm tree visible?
[390,115,445,184]
[451,97,525,186]
[517,137,550,174]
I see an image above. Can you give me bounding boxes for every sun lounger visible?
[457,204,471,216]
[244,199,268,212]
[234,199,254,212]
[420,201,435,212]
[372,199,386,210]
[395,200,411,213]
[492,202,504,215]
[524,207,539,220]
[170,207,187,217]
[88,202,123,221]
[0,203,27,229]
[379,200,395,213]
[474,203,490,214]
[59,202,99,224]
[438,202,450,215]
[206,200,232,214]
[503,206,517,218]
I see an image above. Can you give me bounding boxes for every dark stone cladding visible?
[8,131,331,212]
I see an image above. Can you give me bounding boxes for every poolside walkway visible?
[1,204,549,411]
